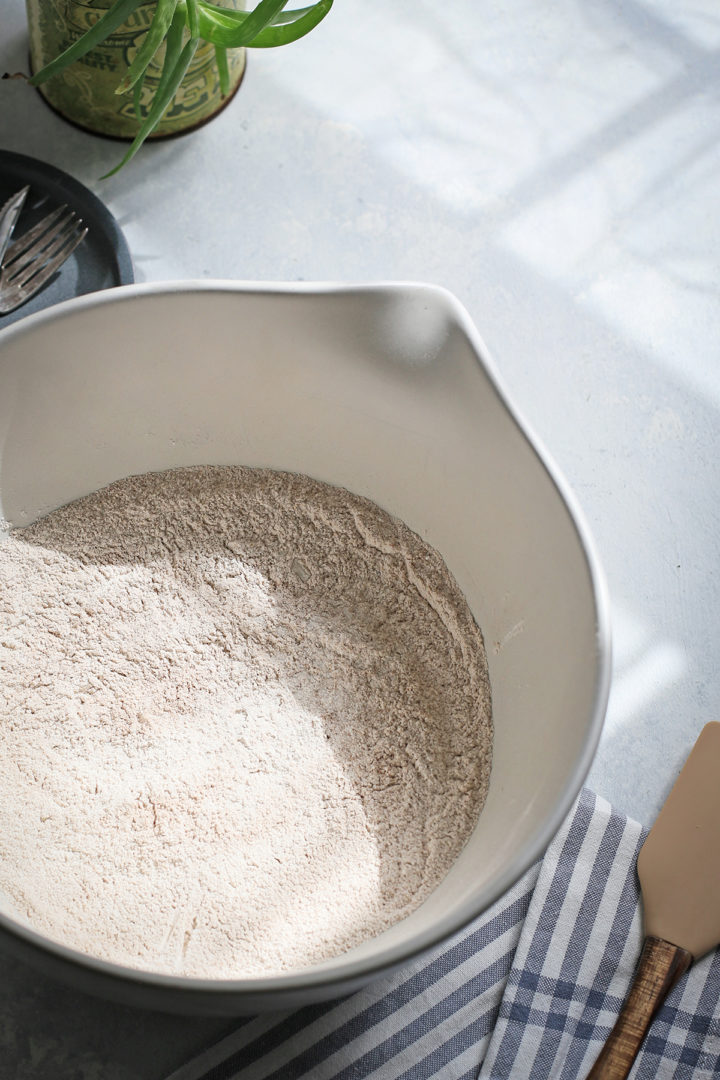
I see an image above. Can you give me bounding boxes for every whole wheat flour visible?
[0,466,492,978]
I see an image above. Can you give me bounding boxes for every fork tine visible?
[4,210,79,281]
[4,206,66,265]
[11,227,88,299]
[8,220,84,288]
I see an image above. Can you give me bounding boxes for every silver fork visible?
[0,205,88,315]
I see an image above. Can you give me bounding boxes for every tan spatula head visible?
[587,721,720,1078]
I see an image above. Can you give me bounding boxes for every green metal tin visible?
[26,0,247,139]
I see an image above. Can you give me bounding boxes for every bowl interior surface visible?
[0,282,608,986]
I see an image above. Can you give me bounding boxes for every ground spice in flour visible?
[0,466,492,978]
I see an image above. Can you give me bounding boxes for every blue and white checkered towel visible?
[165,790,720,1080]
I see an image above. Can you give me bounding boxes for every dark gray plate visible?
[0,150,133,328]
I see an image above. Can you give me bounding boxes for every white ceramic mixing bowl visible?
[0,281,610,1013]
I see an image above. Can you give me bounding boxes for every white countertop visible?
[1,0,719,1074]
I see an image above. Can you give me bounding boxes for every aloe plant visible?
[28,0,333,177]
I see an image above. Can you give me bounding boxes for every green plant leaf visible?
[29,0,146,86]
[116,0,179,94]
[195,5,246,34]
[269,5,320,26]
[186,0,201,38]
[132,71,145,119]
[194,0,326,39]
[218,0,291,37]
[248,0,332,47]
[195,2,318,29]
[196,0,291,48]
[215,45,230,96]
[101,13,197,178]
[151,8,186,103]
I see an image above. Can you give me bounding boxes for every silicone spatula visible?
[586,721,720,1078]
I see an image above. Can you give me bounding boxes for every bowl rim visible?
[0,278,612,997]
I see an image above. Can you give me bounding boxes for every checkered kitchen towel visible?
[166,790,720,1080]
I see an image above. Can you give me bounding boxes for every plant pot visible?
[25,0,247,140]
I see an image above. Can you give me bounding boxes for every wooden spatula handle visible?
[586,936,692,1079]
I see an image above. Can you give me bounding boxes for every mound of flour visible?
[0,466,492,978]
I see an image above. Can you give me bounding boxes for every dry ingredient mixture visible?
[0,466,492,978]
